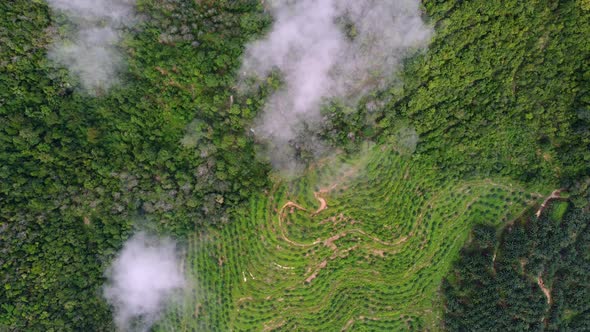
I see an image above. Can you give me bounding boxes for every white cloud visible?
[46,0,137,93]
[241,0,432,170]
[103,232,185,332]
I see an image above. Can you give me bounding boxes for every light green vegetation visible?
[549,201,569,222]
[1,0,588,330]
[157,145,545,331]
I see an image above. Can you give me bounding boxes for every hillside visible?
[1,0,588,331]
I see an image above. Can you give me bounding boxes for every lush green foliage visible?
[326,0,590,189]
[156,146,543,331]
[1,0,588,330]
[443,203,590,331]
[1,0,269,330]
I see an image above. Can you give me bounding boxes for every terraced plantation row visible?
[156,145,545,331]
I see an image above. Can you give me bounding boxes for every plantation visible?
[156,146,546,331]
[443,202,590,331]
[1,0,589,331]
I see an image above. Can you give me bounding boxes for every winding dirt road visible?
[313,191,328,215]
[535,189,563,218]
[537,275,551,304]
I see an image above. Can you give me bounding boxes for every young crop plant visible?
[155,146,546,331]
[1,0,587,330]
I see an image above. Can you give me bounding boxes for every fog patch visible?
[240,0,432,171]
[46,0,136,93]
[103,232,186,332]
[391,126,419,155]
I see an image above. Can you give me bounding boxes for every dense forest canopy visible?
[443,202,590,331]
[0,0,588,331]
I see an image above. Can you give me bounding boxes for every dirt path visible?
[537,275,551,304]
[278,194,410,250]
[309,159,365,216]
[491,251,497,274]
[312,181,341,216]
[277,201,318,247]
[263,319,285,331]
[237,296,253,305]
[535,189,563,218]
[341,318,355,331]
[261,178,539,330]
[305,260,327,283]
[313,191,328,215]
[275,178,535,284]
[282,201,307,212]
[278,179,518,253]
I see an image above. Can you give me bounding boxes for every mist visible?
[240,0,432,171]
[46,0,136,93]
[103,232,186,332]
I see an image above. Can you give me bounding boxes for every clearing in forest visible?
[156,145,544,331]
